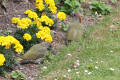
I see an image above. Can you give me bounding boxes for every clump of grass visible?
[37,7,120,80]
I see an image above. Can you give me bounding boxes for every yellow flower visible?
[43,27,51,34]
[12,17,20,24]
[37,25,43,30]
[45,34,53,43]
[23,33,32,41]
[24,10,32,14]
[17,18,32,29]
[57,12,66,20]
[36,32,41,39]
[33,18,43,29]
[0,35,23,53]
[0,54,5,66]
[28,11,38,19]
[48,5,57,14]
[25,10,38,19]
[45,0,57,14]
[36,31,46,40]
[14,44,23,53]
[40,15,54,26]
[35,0,45,11]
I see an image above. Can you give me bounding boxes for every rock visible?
[67,22,84,41]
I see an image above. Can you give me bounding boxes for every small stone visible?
[68,69,71,72]
[110,50,113,53]
[63,75,67,77]
[76,60,80,63]
[95,66,98,69]
[43,66,47,69]
[72,62,80,68]
[20,67,24,70]
[110,25,115,30]
[67,53,72,57]
[109,68,115,71]
[88,72,92,75]
[76,72,80,74]
[96,62,98,63]
[84,70,88,73]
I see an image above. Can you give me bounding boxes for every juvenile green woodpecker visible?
[20,42,55,64]
[67,12,84,41]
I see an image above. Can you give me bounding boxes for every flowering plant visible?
[0,0,67,74]
[0,35,23,74]
[12,0,67,52]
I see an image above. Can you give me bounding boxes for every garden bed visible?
[0,0,120,80]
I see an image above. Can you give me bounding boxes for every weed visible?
[10,70,25,80]
[90,1,112,15]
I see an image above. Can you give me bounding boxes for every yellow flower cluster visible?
[23,33,32,41]
[40,15,54,26]
[33,14,54,28]
[35,0,45,11]
[36,27,52,43]
[0,36,23,53]
[12,17,20,24]
[0,54,5,66]
[11,0,67,44]
[25,10,38,19]
[33,18,42,29]
[12,17,32,29]
[45,0,57,14]
[57,12,67,21]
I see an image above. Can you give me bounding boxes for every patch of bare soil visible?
[0,0,35,30]
[15,64,40,80]
[0,64,39,80]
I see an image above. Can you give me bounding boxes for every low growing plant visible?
[0,35,23,74]
[90,1,112,15]
[55,0,82,15]
[61,23,69,32]
[12,0,67,52]
[10,70,25,80]
[110,0,117,4]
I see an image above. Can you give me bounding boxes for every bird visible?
[19,42,55,64]
[66,12,84,42]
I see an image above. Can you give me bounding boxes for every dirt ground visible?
[0,0,120,80]
[0,0,35,30]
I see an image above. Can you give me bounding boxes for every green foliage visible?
[55,0,82,15]
[10,70,25,80]
[1,0,6,8]
[90,1,112,15]
[0,29,13,36]
[110,0,117,4]
[87,64,94,70]
[61,23,69,32]
[15,25,42,52]
[0,47,16,74]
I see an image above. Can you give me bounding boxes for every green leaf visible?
[1,0,6,8]
[62,23,69,32]
[11,72,19,79]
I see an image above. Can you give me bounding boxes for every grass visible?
[37,7,120,80]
